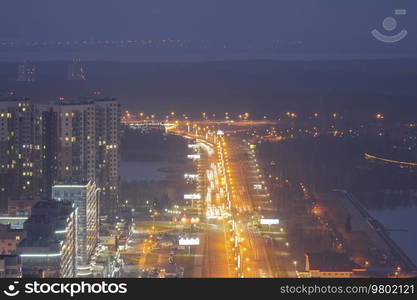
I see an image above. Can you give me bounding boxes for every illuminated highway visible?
[167,122,295,277]
[224,137,293,277]
[117,120,298,278]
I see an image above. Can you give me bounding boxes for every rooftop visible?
[0,254,21,264]
[53,97,117,106]
[0,96,30,102]
[306,252,361,272]
[17,236,61,250]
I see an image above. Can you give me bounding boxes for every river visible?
[121,161,173,181]
[369,205,417,266]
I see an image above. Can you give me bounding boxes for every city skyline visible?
[0,2,417,297]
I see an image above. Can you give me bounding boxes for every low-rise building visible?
[8,198,38,216]
[0,254,22,278]
[0,214,28,230]
[0,224,25,254]
[301,252,366,278]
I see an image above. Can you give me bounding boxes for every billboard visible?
[184,194,201,200]
[179,237,200,246]
[184,173,198,180]
[253,184,262,190]
[260,218,279,225]
[187,154,200,160]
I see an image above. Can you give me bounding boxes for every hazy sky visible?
[0,0,416,58]
[0,1,415,40]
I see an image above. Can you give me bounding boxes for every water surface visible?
[369,205,417,265]
[121,161,171,181]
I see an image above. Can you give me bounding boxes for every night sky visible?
[1,0,416,52]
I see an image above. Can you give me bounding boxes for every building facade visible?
[0,98,47,212]
[0,255,22,278]
[52,101,97,183]
[8,198,38,216]
[0,97,120,217]
[0,224,25,254]
[17,200,78,278]
[50,98,120,216]
[94,99,121,216]
[0,214,28,230]
[52,181,99,276]
[300,252,366,278]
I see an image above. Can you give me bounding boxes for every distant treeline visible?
[1,59,417,120]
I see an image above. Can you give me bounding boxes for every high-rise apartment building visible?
[50,98,121,216]
[52,181,100,277]
[0,97,121,217]
[52,101,97,183]
[94,99,121,216]
[0,98,47,212]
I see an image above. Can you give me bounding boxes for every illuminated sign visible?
[184,194,201,200]
[260,219,279,225]
[253,184,262,190]
[179,237,200,246]
[187,154,200,160]
[20,253,61,258]
[184,174,198,179]
[249,144,256,149]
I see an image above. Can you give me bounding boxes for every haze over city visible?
[0,1,416,296]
